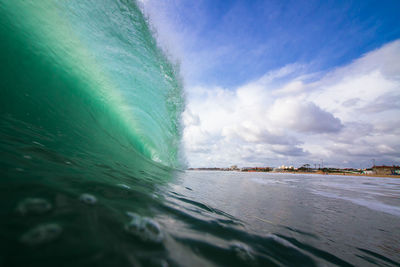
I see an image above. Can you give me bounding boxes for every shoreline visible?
[187,169,400,178]
[271,171,400,178]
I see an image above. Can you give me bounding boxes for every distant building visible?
[373,165,400,175]
[362,170,374,175]
[229,165,240,171]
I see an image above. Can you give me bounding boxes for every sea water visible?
[1,1,399,266]
[167,171,400,266]
[4,168,400,266]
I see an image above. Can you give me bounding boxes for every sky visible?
[140,0,400,168]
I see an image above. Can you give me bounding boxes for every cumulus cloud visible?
[268,99,343,133]
[183,40,400,168]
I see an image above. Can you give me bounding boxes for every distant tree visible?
[299,164,311,171]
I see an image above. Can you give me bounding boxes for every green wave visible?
[0,0,184,172]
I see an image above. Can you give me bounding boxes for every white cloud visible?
[268,98,343,133]
[183,40,400,168]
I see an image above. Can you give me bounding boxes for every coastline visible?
[272,171,400,178]
[187,169,400,178]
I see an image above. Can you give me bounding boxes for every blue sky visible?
[143,0,400,168]
[145,0,400,88]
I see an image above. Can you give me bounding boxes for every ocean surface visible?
[3,168,400,266]
[1,1,400,266]
[169,171,400,266]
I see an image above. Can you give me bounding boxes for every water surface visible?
[164,171,400,266]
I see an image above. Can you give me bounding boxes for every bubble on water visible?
[117,183,130,189]
[230,242,255,262]
[79,193,97,205]
[17,198,52,215]
[141,218,163,243]
[125,212,164,244]
[20,223,62,246]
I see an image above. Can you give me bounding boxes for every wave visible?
[0,1,187,264]
[0,0,184,174]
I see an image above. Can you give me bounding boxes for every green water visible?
[0,1,183,265]
[0,0,183,170]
